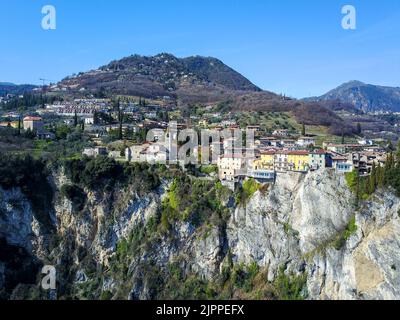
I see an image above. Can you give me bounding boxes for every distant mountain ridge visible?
[0,83,37,97]
[59,53,261,104]
[54,53,357,135]
[306,81,400,112]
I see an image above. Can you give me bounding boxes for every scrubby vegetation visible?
[156,261,266,300]
[62,156,125,191]
[272,267,308,300]
[333,215,358,250]
[0,153,54,227]
[0,122,94,161]
[235,178,261,205]
[160,175,232,231]
[62,156,161,194]
[60,184,87,212]
[199,165,218,175]
[292,102,356,136]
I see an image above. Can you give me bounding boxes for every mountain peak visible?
[308,80,400,112]
[60,53,261,104]
[341,80,366,87]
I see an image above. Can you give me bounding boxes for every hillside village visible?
[122,126,387,190]
[0,95,390,192]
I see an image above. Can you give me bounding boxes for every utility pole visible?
[39,78,53,109]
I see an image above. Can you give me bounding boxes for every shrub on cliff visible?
[235,178,261,205]
[62,157,161,194]
[0,153,54,228]
[60,184,87,212]
[273,267,308,300]
[160,175,230,231]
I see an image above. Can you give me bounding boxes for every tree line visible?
[347,143,400,205]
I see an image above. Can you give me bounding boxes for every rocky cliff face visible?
[229,170,400,299]
[1,169,400,300]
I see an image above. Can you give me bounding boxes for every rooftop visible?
[23,116,42,121]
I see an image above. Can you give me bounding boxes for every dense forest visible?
[0,93,60,111]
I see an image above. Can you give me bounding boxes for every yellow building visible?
[253,151,275,171]
[287,150,326,172]
[287,151,310,172]
[253,150,310,172]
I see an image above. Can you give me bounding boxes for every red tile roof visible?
[310,149,326,155]
[23,116,42,121]
[261,151,276,155]
[286,151,309,156]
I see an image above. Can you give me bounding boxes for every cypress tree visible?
[384,153,394,185]
[118,99,123,140]
[387,140,394,152]
[371,163,377,188]
[74,110,78,127]
[356,123,362,135]
[377,165,384,187]
[17,115,22,136]
[368,163,377,195]
[40,93,45,109]
[93,111,99,125]
[396,141,400,167]
[355,168,361,207]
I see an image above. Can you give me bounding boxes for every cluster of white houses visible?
[17,116,387,185]
[119,129,388,188]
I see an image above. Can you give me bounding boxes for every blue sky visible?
[1,0,400,98]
